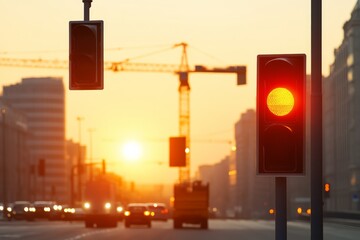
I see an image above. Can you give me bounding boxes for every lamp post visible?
[77,116,84,203]
[1,108,7,219]
[88,128,95,181]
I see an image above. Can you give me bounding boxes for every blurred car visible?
[124,203,152,228]
[48,203,65,220]
[146,203,169,221]
[60,206,84,221]
[8,201,36,221]
[116,203,124,221]
[33,201,56,219]
[0,203,14,220]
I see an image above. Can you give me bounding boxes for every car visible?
[8,201,36,221]
[116,203,124,221]
[146,203,169,221]
[124,203,152,228]
[0,203,14,220]
[48,203,65,220]
[33,201,56,219]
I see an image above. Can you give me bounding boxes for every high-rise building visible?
[2,77,67,203]
[323,1,360,211]
[233,109,274,219]
[0,101,29,203]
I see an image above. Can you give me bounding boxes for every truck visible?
[83,176,118,228]
[173,180,209,229]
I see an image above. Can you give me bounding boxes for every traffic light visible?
[257,54,306,175]
[169,137,186,167]
[69,20,103,90]
[38,158,45,177]
[324,183,330,198]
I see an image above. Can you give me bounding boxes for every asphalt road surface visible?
[0,219,359,240]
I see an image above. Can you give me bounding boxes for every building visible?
[232,109,274,219]
[2,77,68,203]
[323,1,360,211]
[198,156,231,218]
[0,101,30,203]
[66,139,87,206]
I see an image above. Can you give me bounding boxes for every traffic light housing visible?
[257,54,306,175]
[69,20,103,90]
[169,137,186,167]
[324,183,330,198]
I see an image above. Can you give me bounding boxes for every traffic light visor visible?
[267,87,294,116]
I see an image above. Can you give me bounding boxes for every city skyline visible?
[0,0,357,183]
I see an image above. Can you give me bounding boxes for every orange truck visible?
[173,181,209,229]
[83,177,118,228]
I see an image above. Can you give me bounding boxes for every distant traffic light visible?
[257,54,306,175]
[169,137,186,167]
[324,183,330,198]
[69,21,103,90]
[38,158,45,177]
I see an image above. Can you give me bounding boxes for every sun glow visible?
[121,141,143,162]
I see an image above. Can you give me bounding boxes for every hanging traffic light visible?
[169,137,186,167]
[257,54,306,175]
[69,20,103,90]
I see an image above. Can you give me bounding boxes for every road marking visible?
[63,229,113,240]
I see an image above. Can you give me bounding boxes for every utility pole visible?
[1,108,7,219]
[311,0,323,239]
[88,128,95,181]
[77,116,84,203]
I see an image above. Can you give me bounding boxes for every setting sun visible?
[121,141,143,162]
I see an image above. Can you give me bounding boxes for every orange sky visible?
[0,0,357,183]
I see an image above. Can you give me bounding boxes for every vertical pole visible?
[77,116,84,203]
[70,167,74,206]
[102,159,106,174]
[42,176,45,200]
[275,177,287,240]
[1,109,7,219]
[311,0,323,239]
[88,128,95,181]
[83,0,92,21]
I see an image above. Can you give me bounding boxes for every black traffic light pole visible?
[276,177,287,240]
[83,0,92,21]
[311,0,323,239]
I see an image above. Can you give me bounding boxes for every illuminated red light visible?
[266,87,294,116]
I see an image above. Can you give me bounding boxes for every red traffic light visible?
[267,87,294,116]
[257,54,306,175]
[69,21,104,90]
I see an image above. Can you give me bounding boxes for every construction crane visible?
[0,42,246,183]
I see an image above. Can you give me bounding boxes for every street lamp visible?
[88,128,95,181]
[1,108,7,219]
[76,116,84,203]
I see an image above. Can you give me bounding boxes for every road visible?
[0,219,359,240]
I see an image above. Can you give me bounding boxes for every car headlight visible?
[117,206,123,213]
[44,207,51,212]
[144,211,150,216]
[104,202,111,209]
[7,207,12,212]
[124,211,130,216]
[84,202,91,209]
[24,207,29,212]
[53,205,62,211]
